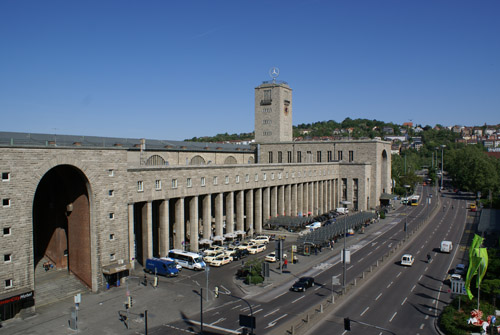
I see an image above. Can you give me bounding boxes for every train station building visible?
[0,77,391,320]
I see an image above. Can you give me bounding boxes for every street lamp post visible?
[341,200,351,293]
[440,145,446,190]
[403,185,410,240]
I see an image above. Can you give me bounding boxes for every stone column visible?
[245,189,254,236]
[291,184,297,216]
[202,194,212,239]
[258,188,265,234]
[226,191,234,234]
[309,182,314,215]
[236,190,244,232]
[215,192,223,237]
[303,182,309,215]
[128,204,135,265]
[285,184,291,217]
[174,198,185,250]
[142,201,153,264]
[263,187,270,224]
[159,200,169,256]
[278,185,285,216]
[271,186,278,218]
[318,181,323,214]
[297,183,303,216]
[189,196,199,252]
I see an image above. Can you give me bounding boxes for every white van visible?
[440,241,453,253]
[401,254,414,266]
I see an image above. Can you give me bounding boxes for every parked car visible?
[290,277,315,292]
[238,241,257,251]
[224,246,239,257]
[248,244,266,254]
[203,251,225,263]
[231,249,249,261]
[204,246,225,256]
[209,255,232,267]
[251,235,270,244]
[265,252,287,262]
[144,258,179,277]
[455,264,466,276]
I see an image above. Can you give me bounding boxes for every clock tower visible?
[254,68,293,143]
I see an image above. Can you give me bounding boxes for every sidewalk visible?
[1,268,212,335]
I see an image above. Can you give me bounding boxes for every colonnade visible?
[129,179,339,264]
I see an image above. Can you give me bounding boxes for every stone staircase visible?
[34,258,90,307]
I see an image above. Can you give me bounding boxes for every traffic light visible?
[215,286,219,298]
[344,317,351,331]
[128,296,133,308]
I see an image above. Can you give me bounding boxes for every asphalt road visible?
[305,189,473,335]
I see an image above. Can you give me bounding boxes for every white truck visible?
[401,254,414,266]
[440,241,453,253]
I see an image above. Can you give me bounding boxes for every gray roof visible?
[0,131,253,153]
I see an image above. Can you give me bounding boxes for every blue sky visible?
[1,1,499,141]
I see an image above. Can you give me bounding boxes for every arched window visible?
[224,156,237,164]
[146,155,168,166]
[190,155,206,165]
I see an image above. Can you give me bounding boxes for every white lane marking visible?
[389,311,397,322]
[401,297,407,305]
[292,295,306,304]
[231,304,242,310]
[253,308,263,314]
[419,275,423,281]
[420,323,425,329]
[265,314,288,329]
[186,320,240,334]
[387,281,393,288]
[211,318,226,325]
[274,291,287,299]
[411,284,416,292]
[264,308,280,318]
[396,271,402,278]
[360,307,370,316]
[375,293,382,300]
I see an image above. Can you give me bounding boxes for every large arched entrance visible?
[33,165,92,288]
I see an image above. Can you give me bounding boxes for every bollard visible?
[320,304,323,313]
[290,325,294,335]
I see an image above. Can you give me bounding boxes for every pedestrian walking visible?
[283,258,288,269]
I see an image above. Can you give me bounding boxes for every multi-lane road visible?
[149,186,472,334]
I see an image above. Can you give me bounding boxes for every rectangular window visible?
[327,151,332,162]
[3,199,11,207]
[235,175,240,184]
[108,169,114,177]
[225,176,229,184]
[317,151,322,162]
[263,89,271,102]
[307,151,312,162]
[187,178,192,188]
[245,174,250,182]
[213,176,218,185]
[292,172,295,178]
[285,172,288,179]
[137,181,144,192]
[271,173,275,180]
[110,253,116,261]
[297,151,302,163]
[2,172,10,181]
[109,213,115,220]
[263,173,267,181]
[255,173,258,182]
[287,151,292,163]
[155,180,162,190]
[201,177,206,186]
[5,279,13,289]
[268,152,273,163]
[109,234,115,240]
[349,150,354,162]
[172,179,178,189]
[4,254,11,263]
[278,172,282,180]
[108,190,114,197]
[3,227,11,236]
[338,151,343,161]
[278,151,282,163]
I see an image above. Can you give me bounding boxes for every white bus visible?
[167,249,206,271]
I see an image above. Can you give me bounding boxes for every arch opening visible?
[33,165,92,288]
